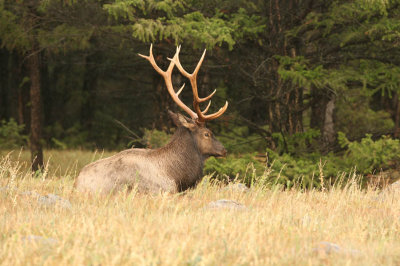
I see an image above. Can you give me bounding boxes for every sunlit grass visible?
[1,150,400,265]
[0,149,114,178]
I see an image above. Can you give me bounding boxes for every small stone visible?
[19,190,41,197]
[312,241,361,257]
[19,191,72,210]
[21,235,58,245]
[388,180,400,192]
[207,199,247,210]
[376,180,400,201]
[224,183,249,192]
[0,186,16,194]
[38,194,72,210]
[301,214,311,227]
[313,241,341,255]
[0,187,8,195]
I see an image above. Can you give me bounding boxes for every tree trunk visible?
[310,87,327,130]
[81,54,98,134]
[310,87,336,152]
[322,96,336,149]
[18,54,30,128]
[27,48,44,172]
[394,95,400,138]
[0,49,7,120]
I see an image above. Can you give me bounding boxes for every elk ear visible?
[168,111,196,130]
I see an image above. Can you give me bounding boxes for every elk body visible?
[74,45,228,194]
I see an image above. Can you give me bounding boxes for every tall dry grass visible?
[1,150,400,265]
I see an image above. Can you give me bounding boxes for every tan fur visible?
[75,149,177,194]
[75,112,226,194]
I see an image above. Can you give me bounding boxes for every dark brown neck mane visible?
[151,127,205,191]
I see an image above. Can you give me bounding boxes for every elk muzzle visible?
[212,139,227,158]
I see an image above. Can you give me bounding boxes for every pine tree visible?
[0,0,98,171]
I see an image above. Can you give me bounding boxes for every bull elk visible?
[74,45,228,194]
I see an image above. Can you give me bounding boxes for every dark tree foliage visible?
[0,0,399,169]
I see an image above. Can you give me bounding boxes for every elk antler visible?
[139,44,228,124]
[170,45,228,123]
[138,44,198,120]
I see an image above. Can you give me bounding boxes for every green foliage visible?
[37,25,94,54]
[0,119,27,149]
[335,94,394,140]
[276,55,348,93]
[338,132,400,174]
[103,0,147,20]
[0,0,97,54]
[0,9,30,52]
[206,133,400,188]
[167,11,238,50]
[204,151,326,188]
[143,129,171,148]
[357,60,400,96]
[61,124,90,148]
[218,126,268,154]
[284,0,400,126]
[271,129,320,156]
[204,154,264,184]
[45,123,90,149]
[105,0,265,49]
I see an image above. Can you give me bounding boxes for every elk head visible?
[139,45,228,158]
[168,110,227,158]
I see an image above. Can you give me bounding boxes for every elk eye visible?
[204,132,210,137]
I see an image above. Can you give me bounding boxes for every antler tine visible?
[193,49,207,78]
[171,46,228,123]
[201,100,211,114]
[195,101,228,122]
[171,47,215,103]
[138,44,171,76]
[176,83,185,96]
[139,44,198,120]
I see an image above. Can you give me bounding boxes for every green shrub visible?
[45,122,90,149]
[335,93,394,140]
[338,132,400,174]
[205,150,344,189]
[218,126,269,154]
[265,149,346,188]
[143,129,171,148]
[0,119,27,149]
[271,129,320,155]
[204,154,264,183]
[205,134,400,189]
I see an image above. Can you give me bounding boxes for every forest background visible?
[1,0,400,188]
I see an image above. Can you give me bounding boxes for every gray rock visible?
[388,180,400,192]
[224,183,249,192]
[19,190,41,197]
[312,241,361,257]
[376,180,400,201]
[37,193,72,210]
[0,186,8,195]
[21,235,58,245]
[0,185,16,195]
[301,214,312,227]
[207,199,247,210]
[19,191,72,210]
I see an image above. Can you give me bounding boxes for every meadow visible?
[1,150,400,265]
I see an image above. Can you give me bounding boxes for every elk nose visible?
[221,148,227,157]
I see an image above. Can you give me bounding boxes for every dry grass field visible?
[1,150,400,265]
